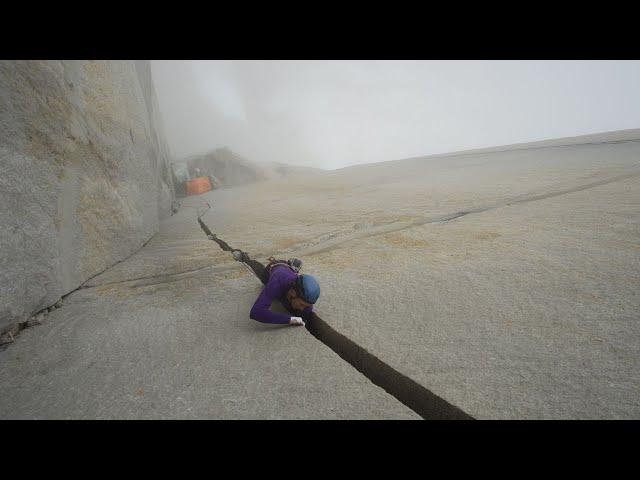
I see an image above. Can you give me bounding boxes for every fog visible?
[151,60,640,170]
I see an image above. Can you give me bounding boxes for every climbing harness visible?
[265,257,302,275]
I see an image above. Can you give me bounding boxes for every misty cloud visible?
[151,60,640,170]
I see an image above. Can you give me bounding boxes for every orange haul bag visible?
[186,176,212,196]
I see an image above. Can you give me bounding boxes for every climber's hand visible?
[289,316,305,327]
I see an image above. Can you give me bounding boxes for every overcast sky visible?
[151,60,640,170]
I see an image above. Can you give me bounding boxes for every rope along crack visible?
[197,208,474,420]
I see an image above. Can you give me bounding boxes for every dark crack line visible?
[500,170,640,207]
[194,169,640,418]
[292,169,640,258]
[304,313,473,420]
[79,233,158,288]
[197,217,475,420]
[3,228,164,345]
[78,262,240,290]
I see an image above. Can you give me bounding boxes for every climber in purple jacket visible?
[249,258,320,327]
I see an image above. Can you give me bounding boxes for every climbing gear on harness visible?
[232,249,250,263]
[295,274,320,304]
[288,258,302,272]
[266,257,302,275]
[197,203,314,297]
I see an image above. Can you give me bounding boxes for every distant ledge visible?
[334,128,640,171]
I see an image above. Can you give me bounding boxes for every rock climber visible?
[245,256,320,327]
[203,222,320,328]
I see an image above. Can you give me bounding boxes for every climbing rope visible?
[192,201,474,420]
[197,202,268,284]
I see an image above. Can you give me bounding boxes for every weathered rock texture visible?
[0,60,174,331]
[1,129,638,419]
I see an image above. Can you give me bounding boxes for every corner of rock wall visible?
[0,60,176,332]
[134,60,175,221]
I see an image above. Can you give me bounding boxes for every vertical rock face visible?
[133,61,174,219]
[0,60,174,330]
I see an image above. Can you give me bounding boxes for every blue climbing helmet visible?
[295,274,320,304]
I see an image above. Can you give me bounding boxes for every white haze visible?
[151,60,640,170]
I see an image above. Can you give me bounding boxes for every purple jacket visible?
[250,265,313,324]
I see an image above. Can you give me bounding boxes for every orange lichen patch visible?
[381,232,430,249]
[107,280,201,306]
[423,225,502,249]
[577,291,605,304]
[471,230,501,241]
[308,249,354,271]
[310,246,393,271]
[94,283,136,298]
[274,237,301,250]
[390,215,416,223]
[220,268,250,280]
